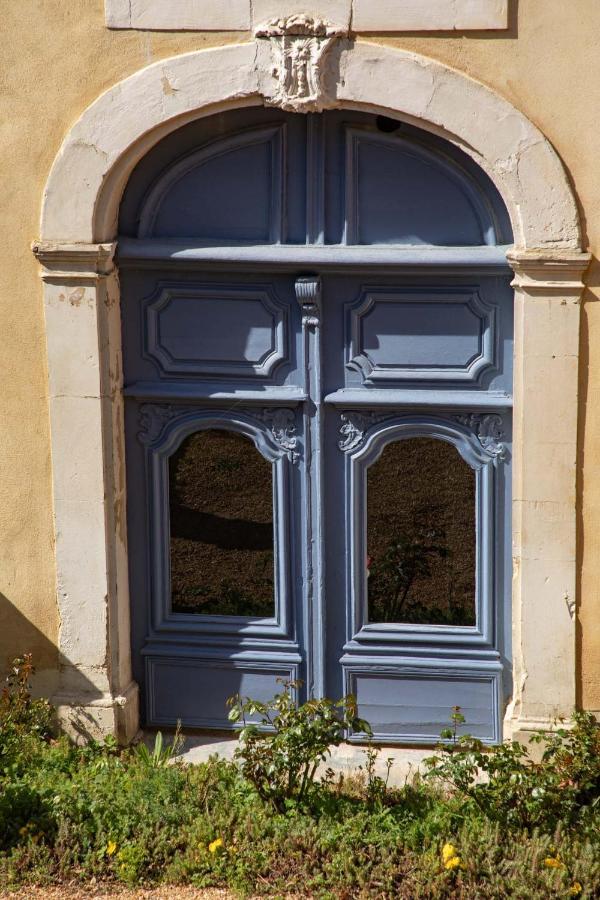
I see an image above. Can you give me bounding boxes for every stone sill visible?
[142,730,432,786]
[105,0,509,33]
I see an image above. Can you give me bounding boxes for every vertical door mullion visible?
[295,276,326,697]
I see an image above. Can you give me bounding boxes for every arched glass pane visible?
[169,429,275,617]
[367,437,476,626]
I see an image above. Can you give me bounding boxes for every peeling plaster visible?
[67,287,85,307]
[160,74,178,96]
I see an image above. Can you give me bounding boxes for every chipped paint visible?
[67,287,85,307]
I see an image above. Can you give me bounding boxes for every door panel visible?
[321,274,513,395]
[123,270,306,728]
[346,287,496,383]
[121,269,301,390]
[346,668,501,743]
[321,274,512,743]
[146,658,299,729]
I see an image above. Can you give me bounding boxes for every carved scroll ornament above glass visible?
[339,412,387,453]
[454,413,507,461]
[138,404,299,463]
[339,411,507,463]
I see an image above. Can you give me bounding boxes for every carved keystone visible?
[255,14,345,113]
[295,275,322,328]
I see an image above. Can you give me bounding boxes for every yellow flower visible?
[208,837,224,854]
[18,826,28,837]
[106,840,117,856]
[544,857,565,869]
[569,884,583,897]
[444,856,462,871]
[442,843,457,863]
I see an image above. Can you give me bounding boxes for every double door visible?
[123,264,512,743]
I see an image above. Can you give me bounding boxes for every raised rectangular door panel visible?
[146,657,300,728]
[144,283,289,378]
[120,270,301,391]
[344,666,502,743]
[346,287,496,384]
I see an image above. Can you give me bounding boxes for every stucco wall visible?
[1,0,599,708]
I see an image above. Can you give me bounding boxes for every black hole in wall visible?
[376,115,402,134]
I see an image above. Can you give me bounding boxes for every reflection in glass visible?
[367,437,476,626]
[169,429,275,617]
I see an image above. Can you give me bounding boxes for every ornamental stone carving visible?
[339,412,386,453]
[295,275,322,327]
[255,15,345,113]
[455,413,508,460]
[138,403,299,461]
[256,408,300,463]
[138,403,180,445]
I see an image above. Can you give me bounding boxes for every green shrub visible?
[0,654,53,770]
[425,708,600,834]
[227,679,371,811]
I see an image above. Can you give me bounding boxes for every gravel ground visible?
[0,887,233,899]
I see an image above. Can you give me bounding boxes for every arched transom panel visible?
[120,108,512,247]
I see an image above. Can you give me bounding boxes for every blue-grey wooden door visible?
[320,273,513,743]
[120,107,514,742]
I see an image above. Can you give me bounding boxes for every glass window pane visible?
[169,429,275,617]
[367,437,476,626]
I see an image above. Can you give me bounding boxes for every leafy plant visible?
[227,679,372,811]
[0,654,53,768]
[359,743,394,809]
[135,724,183,769]
[425,708,600,832]
[1,655,599,897]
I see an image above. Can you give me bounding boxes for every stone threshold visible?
[141,731,432,787]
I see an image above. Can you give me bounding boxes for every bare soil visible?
[0,887,233,899]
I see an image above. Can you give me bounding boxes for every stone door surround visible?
[105,0,509,32]
[34,36,589,744]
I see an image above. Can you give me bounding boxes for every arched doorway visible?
[120,107,514,742]
[34,41,588,745]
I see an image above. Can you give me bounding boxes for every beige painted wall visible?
[1,0,599,707]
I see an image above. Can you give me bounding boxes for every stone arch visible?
[34,38,589,744]
[41,41,580,250]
